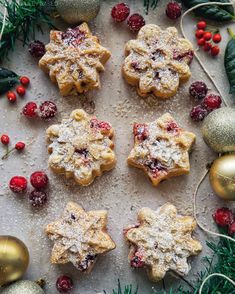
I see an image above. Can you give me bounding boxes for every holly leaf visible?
[0,67,19,95]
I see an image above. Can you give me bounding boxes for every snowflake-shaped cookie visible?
[46,109,116,186]
[124,203,202,282]
[123,24,194,99]
[128,113,196,186]
[45,202,116,272]
[39,23,111,96]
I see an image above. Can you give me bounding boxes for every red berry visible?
[127,14,145,32]
[229,222,235,236]
[203,42,212,52]
[213,33,222,43]
[29,40,46,58]
[211,45,220,56]
[202,94,222,111]
[56,275,73,293]
[29,190,48,208]
[9,176,27,193]
[16,85,26,96]
[195,29,204,39]
[30,171,49,189]
[20,76,30,86]
[7,91,17,103]
[189,81,208,100]
[197,20,207,30]
[166,1,182,20]
[203,31,212,41]
[190,105,208,122]
[22,102,38,118]
[213,207,233,227]
[197,38,205,46]
[111,2,130,22]
[39,101,57,119]
[1,134,10,145]
[15,142,25,151]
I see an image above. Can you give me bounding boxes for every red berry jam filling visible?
[90,118,111,132]
[173,50,194,64]
[133,123,149,141]
[61,27,86,47]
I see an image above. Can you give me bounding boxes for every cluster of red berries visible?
[166,1,182,20]
[7,76,30,103]
[111,3,145,32]
[195,21,221,56]
[189,81,222,122]
[56,275,73,293]
[9,171,49,208]
[1,134,25,160]
[213,207,235,236]
[22,101,57,120]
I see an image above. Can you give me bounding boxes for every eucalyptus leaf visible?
[225,29,235,94]
[0,67,19,95]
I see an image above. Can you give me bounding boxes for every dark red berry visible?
[1,134,10,145]
[29,190,47,208]
[213,33,222,43]
[213,207,233,227]
[197,38,205,46]
[190,105,208,122]
[167,121,179,134]
[9,176,27,193]
[211,45,220,56]
[197,21,206,30]
[195,29,204,39]
[202,94,222,111]
[229,222,235,236]
[133,123,149,141]
[15,142,25,151]
[16,85,26,96]
[30,171,49,189]
[7,91,17,103]
[203,42,212,52]
[39,101,57,119]
[189,81,208,100]
[20,76,30,86]
[22,102,38,118]
[29,40,46,58]
[166,1,182,19]
[111,2,130,22]
[56,275,73,293]
[127,14,145,32]
[203,31,212,41]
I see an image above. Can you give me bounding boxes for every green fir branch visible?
[143,0,159,14]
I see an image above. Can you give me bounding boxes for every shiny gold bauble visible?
[2,280,45,294]
[0,236,29,286]
[209,154,235,200]
[202,107,235,154]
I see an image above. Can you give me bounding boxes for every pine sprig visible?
[143,0,159,14]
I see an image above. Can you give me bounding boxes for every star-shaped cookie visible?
[39,23,111,96]
[124,203,202,282]
[45,202,116,272]
[46,109,116,186]
[123,24,194,99]
[128,113,196,186]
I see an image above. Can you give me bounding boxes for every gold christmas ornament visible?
[0,236,29,286]
[55,0,100,24]
[2,280,45,294]
[202,107,235,154]
[209,154,235,200]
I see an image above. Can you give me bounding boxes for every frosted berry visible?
[127,14,145,32]
[213,33,222,43]
[197,21,207,30]
[189,81,208,100]
[203,31,212,41]
[9,176,27,193]
[190,105,208,122]
[15,142,25,151]
[39,101,57,119]
[22,102,38,118]
[7,91,17,102]
[20,76,30,86]
[111,2,130,22]
[1,134,10,145]
[197,38,205,46]
[202,94,222,111]
[29,40,46,58]
[16,85,26,96]
[203,42,212,52]
[56,275,73,293]
[166,1,182,20]
[195,29,204,39]
[229,222,235,236]
[30,171,49,189]
[213,207,233,227]
[211,45,220,56]
[29,190,47,208]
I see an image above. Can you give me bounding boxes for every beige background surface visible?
[0,1,235,293]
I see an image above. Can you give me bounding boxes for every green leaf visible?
[181,0,235,21]
[0,67,19,95]
[225,28,235,94]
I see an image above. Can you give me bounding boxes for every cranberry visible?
[56,275,73,293]
[190,105,208,122]
[145,159,166,175]
[173,50,194,64]
[30,171,49,189]
[15,142,25,151]
[189,81,208,100]
[29,190,47,208]
[197,21,207,30]
[211,45,220,56]
[133,123,149,141]
[127,14,145,32]
[9,176,27,193]
[195,29,204,39]
[90,118,111,132]
[202,94,222,111]
[39,101,57,119]
[203,31,212,41]
[167,121,179,133]
[29,40,46,58]
[166,1,182,20]
[7,91,17,102]
[229,222,235,236]
[1,134,10,145]
[16,85,26,96]
[203,42,212,52]
[130,251,144,268]
[22,102,38,118]
[213,33,222,43]
[213,208,233,227]
[20,76,30,86]
[111,2,130,22]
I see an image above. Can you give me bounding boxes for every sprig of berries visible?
[195,20,221,57]
[22,101,57,120]
[1,134,26,160]
[6,76,30,103]
[213,207,235,236]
